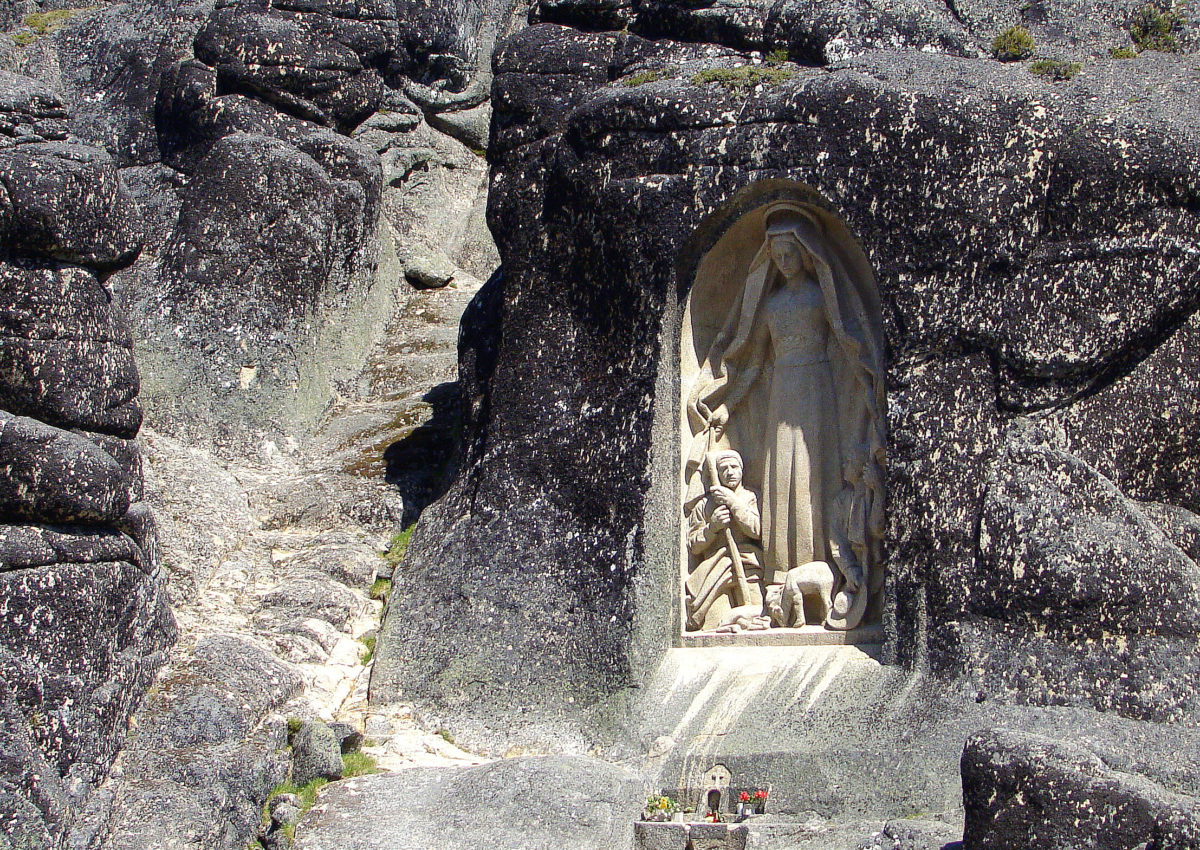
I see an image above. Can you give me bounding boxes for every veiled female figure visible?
[684,201,885,630]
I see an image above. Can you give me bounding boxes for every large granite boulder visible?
[6,0,511,473]
[194,6,384,131]
[22,1,215,167]
[962,728,1200,849]
[134,0,392,449]
[0,72,175,847]
[72,635,301,850]
[0,260,141,436]
[48,0,510,456]
[372,0,1200,812]
[135,127,383,446]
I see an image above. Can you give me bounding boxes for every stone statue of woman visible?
[684,201,885,630]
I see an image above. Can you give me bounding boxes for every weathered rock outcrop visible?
[2,0,520,844]
[372,0,1200,823]
[8,0,511,458]
[71,634,301,850]
[0,70,174,846]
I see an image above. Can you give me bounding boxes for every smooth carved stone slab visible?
[680,624,884,648]
[634,821,688,850]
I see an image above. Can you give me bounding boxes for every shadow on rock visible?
[384,381,463,526]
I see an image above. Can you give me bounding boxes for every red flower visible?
[739,792,750,802]
[754,789,768,799]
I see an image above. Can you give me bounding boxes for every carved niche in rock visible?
[681,199,886,636]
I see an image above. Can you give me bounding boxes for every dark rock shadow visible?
[384,380,463,527]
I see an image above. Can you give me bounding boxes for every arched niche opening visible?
[679,193,886,645]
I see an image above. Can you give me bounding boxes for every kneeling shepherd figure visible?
[685,450,767,631]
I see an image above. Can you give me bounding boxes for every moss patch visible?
[24,8,81,33]
[1029,58,1083,79]
[368,578,392,601]
[623,65,678,87]
[1110,45,1138,57]
[691,64,796,92]
[992,26,1035,60]
[381,526,415,570]
[16,6,95,43]
[359,632,377,663]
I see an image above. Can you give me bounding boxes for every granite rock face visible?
[374,0,1200,804]
[0,70,174,848]
[193,6,384,131]
[6,0,510,456]
[962,728,1200,849]
[0,0,514,845]
[71,635,300,850]
[126,0,392,450]
[293,755,647,850]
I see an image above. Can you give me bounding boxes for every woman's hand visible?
[709,406,729,441]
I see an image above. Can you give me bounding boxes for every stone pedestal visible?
[634,821,749,850]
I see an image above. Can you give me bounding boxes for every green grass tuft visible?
[625,69,663,86]
[991,25,1035,60]
[359,633,377,664]
[12,31,38,46]
[262,777,329,836]
[381,525,415,569]
[765,48,789,65]
[342,751,379,778]
[24,9,72,34]
[436,728,455,745]
[1109,45,1138,57]
[691,64,796,92]
[1029,58,1083,79]
[23,7,91,34]
[368,577,391,601]
[1129,2,1185,52]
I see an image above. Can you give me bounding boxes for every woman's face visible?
[769,234,806,278]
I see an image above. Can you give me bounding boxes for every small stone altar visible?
[680,199,885,641]
[634,822,749,850]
